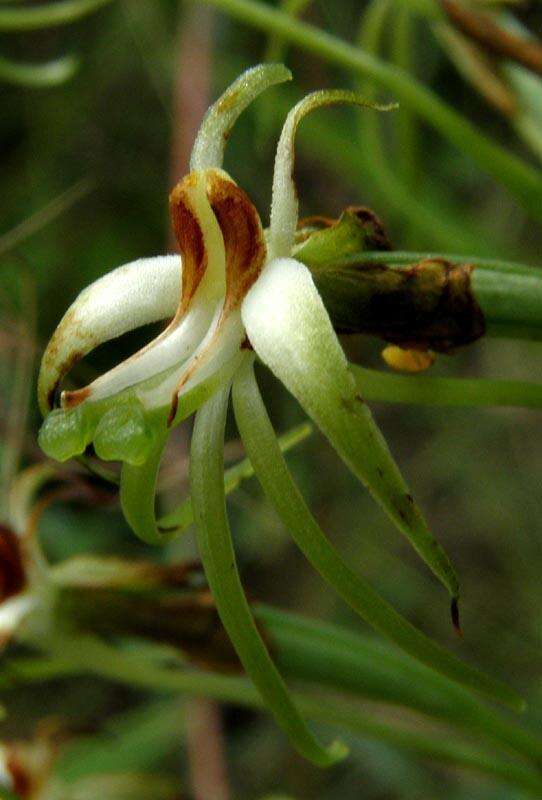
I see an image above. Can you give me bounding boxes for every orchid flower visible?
[37,65,521,764]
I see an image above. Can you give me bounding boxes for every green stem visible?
[351,364,542,409]
[306,249,542,341]
[193,0,542,219]
[391,3,419,190]
[190,386,346,766]
[231,361,523,710]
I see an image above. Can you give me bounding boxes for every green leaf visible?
[351,364,542,409]
[257,604,542,764]
[198,0,542,220]
[0,0,113,30]
[231,359,523,710]
[190,385,347,766]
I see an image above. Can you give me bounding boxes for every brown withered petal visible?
[0,526,26,602]
[169,173,209,317]
[206,171,266,314]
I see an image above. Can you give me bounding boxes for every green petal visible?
[269,88,395,259]
[190,385,347,766]
[231,360,523,710]
[157,420,312,533]
[190,63,292,172]
[242,257,459,599]
[120,427,173,546]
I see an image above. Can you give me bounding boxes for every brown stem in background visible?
[168,2,214,249]
[441,0,542,77]
[186,698,231,800]
[168,6,230,800]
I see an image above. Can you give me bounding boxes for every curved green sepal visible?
[0,0,114,31]
[190,386,347,766]
[190,63,292,172]
[120,427,175,546]
[0,53,78,87]
[157,420,312,534]
[231,360,523,711]
[242,257,459,599]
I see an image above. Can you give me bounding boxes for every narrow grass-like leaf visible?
[242,257,459,599]
[0,0,113,30]
[0,53,78,86]
[190,386,347,766]
[231,360,522,709]
[198,0,542,220]
[7,643,541,796]
[256,604,542,764]
[351,364,542,409]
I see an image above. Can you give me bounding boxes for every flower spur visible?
[37,65,522,763]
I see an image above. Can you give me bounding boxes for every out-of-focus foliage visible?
[2,0,542,798]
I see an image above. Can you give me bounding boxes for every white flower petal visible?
[38,255,180,414]
[137,305,246,420]
[242,258,459,597]
[65,295,215,407]
[242,257,352,406]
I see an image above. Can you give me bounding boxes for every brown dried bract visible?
[442,0,542,78]
[347,206,392,252]
[324,257,485,352]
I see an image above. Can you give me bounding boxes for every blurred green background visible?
[2,1,542,798]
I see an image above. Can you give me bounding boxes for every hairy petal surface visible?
[242,258,459,599]
[190,63,292,172]
[37,255,180,415]
[269,90,395,259]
